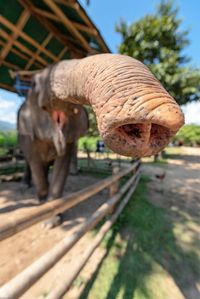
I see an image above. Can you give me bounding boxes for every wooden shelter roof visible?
[0,0,110,93]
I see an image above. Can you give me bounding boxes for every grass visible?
[0,165,24,175]
[0,131,17,148]
[77,176,200,299]
[78,136,101,152]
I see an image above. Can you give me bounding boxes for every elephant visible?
[29,53,184,160]
[18,89,89,202]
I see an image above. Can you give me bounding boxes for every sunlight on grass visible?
[78,176,199,299]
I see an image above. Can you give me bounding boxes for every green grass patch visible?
[0,131,17,148]
[78,176,200,299]
[0,165,24,175]
[78,136,100,152]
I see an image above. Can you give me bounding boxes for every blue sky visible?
[0,0,199,125]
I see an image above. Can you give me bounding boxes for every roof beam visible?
[0,10,30,63]
[0,15,58,62]
[19,0,85,58]
[57,0,94,28]
[56,0,110,53]
[25,32,54,70]
[0,83,15,92]
[0,40,31,64]
[33,6,97,36]
[43,0,92,52]
[1,59,20,70]
[0,28,46,68]
[32,7,59,22]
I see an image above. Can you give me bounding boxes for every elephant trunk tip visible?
[102,103,184,158]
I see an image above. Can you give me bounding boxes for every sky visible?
[0,0,199,125]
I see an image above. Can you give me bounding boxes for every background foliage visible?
[116,0,200,106]
[173,124,200,145]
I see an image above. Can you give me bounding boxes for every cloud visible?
[0,95,21,124]
[182,101,200,125]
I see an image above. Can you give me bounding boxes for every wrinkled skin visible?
[18,83,88,201]
[33,53,184,159]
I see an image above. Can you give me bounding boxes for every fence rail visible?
[0,161,141,299]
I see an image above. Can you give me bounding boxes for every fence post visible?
[108,165,120,214]
[109,166,120,196]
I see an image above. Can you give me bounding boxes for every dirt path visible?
[142,147,200,299]
[0,173,109,298]
[0,148,199,299]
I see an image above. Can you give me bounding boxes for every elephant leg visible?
[70,142,78,175]
[23,162,32,188]
[29,160,49,202]
[49,143,74,199]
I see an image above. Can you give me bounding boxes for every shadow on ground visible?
[164,153,200,164]
[78,175,200,299]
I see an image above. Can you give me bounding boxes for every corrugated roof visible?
[0,0,110,93]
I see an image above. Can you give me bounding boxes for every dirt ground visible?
[0,173,109,299]
[142,147,200,299]
[0,147,199,299]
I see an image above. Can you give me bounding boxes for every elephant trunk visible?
[49,54,184,157]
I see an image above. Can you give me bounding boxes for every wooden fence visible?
[0,161,141,299]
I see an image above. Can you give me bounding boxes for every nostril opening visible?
[150,123,171,147]
[120,124,143,139]
[123,124,141,138]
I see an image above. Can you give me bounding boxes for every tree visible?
[84,105,99,136]
[173,124,200,145]
[116,0,200,105]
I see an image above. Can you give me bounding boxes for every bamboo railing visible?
[0,161,141,299]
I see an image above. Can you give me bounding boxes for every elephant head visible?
[34,54,184,157]
[27,70,88,157]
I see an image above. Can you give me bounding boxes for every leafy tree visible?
[116,0,200,105]
[173,124,200,145]
[84,105,99,136]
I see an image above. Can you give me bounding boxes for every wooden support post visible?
[109,165,120,214]
[109,165,120,197]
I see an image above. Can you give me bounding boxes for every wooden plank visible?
[33,6,97,36]
[0,82,15,92]
[64,0,94,28]
[72,21,98,35]
[96,35,110,53]
[0,15,58,62]
[0,169,139,299]
[32,7,59,22]
[0,40,30,63]
[57,0,109,52]
[0,162,139,241]
[57,46,68,60]
[0,28,47,67]
[25,32,53,69]
[0,10,30,62]
[56,0,92,28]
[20,0,85,58]
[1,60,20,70]
[44,0,92,52]
[46,174,140,299]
